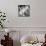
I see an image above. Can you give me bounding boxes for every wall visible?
[0,0,46,27]
[0,0,46,46]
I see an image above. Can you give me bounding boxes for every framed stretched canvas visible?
[18,5,30,17]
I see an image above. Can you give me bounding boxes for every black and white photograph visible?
[18,5,30,17]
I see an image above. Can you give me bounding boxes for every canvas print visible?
[18,5,30,17]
